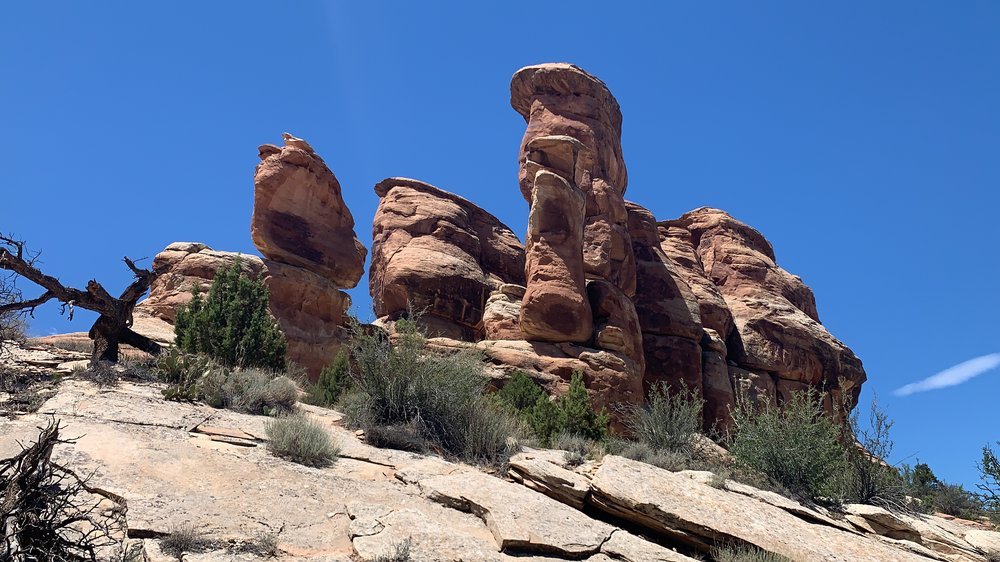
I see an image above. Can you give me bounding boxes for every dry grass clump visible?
[265,413,339,467]
[160,523,214,559]
[343,318,521,465]
[373,537,412,562]
[713,543,792,562]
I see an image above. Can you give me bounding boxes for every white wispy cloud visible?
[894,353,1000,396]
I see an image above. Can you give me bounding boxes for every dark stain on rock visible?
[267,211,323,264]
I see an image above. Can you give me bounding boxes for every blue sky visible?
[2,2,997,488]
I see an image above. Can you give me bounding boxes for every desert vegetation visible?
[155,263,298,417]
[265,413,340,467]
[981,443,1000,520]
[494,370,610,444]
[174,259,286,370]
[340,317,521,465]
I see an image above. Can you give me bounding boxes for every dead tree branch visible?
[0,235,161,363]
[0,419,129,561]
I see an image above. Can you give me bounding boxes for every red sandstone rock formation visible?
[663,207,867,410]
[140,242,264,323]
[252,134,367,288]
[248,134,368,377]
[141,66,867,428]
[512,63,636,296]
[370,177,525,340]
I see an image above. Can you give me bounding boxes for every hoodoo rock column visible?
[519,137,592,343]
[251,133,367,377]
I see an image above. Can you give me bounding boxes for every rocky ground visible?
[2,346,998,562]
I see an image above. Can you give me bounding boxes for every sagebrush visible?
[266,413,339,467]
[626,381,704,456]
[158,348,297,415]
[343,318,520,464]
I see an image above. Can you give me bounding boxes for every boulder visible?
[419,469,615,556]
[140,242,264,323]
[482,284,525,341]
[251,133,366,288]
[589,455,935,561]
[843,503,921,542]
[670,207,867,406]
[262,259,351,376]
[508,451,592,510]
[370,177,525,339]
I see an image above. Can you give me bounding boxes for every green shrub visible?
[840,397,906,507]
[266,413,339,467]
[934,483,984,519]
[524,393,561,441]
[343,319,520,464]
[549,432,590,457]
[901,462,939,513]
[556,373,610,441]
[201,368,297,416]
[495,370,546,411]
[158,348,297,415]
[174,260,286,370]
[626,382,704,455]
[729,389,845,500]
[156,348,213,384]
[306,350,352,407]
[498,371,609,444]
[602,438,705,472]
[980,443,1000,517]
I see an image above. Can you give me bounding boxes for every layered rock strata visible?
[249,134,367,377]
[661,207,867,413]
[138,241,354,377]
[368,63,867,427]
[370,177,525,340]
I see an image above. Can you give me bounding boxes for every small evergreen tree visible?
[526,393,561,440]
[979,443,1000,517]
[556,372,610,441]
[494,370,609,443]
[495,370,546,411]
[308,350,352,406]
[174,259,286,370]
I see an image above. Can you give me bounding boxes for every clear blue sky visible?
[2,3,997,488]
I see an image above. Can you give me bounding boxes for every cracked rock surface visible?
[2,378,996,561]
